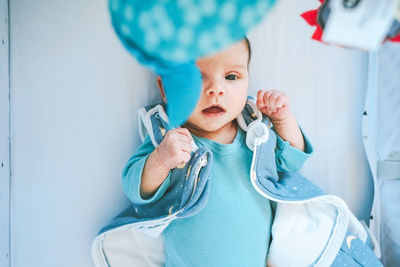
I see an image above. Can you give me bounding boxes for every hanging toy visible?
[301,0,400,50]
[109,0,277,127]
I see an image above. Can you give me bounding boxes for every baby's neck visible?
[185,121,238,144]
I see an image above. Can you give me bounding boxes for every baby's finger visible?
[178,127,191,136]
[269,91,284,111]
[180,141,193,154]
[179,150,192,164]
[175,128,193,143]
[275,94,289,109]
[176,135,192,145]
[269,92,281,110]
[263,91,272,108]
[265,91,278,111]
[256,90,267,107]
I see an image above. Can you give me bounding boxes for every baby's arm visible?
[256,90,305,151]
[140,128,193,198]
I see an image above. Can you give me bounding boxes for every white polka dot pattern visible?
[109,0,276,68]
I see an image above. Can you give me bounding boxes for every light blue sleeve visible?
[121,135,171,205]
[275,128,313,172]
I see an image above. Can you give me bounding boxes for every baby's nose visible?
[205,80,224,96]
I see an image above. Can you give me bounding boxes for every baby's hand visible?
[256,89,291,122]
[155,128,193,170]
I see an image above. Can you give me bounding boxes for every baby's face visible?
[184,40,249,138]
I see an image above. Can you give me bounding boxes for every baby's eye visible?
[225,74,237,80]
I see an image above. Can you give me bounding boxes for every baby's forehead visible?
[196,40,249,67]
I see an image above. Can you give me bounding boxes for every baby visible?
[122,38,312,266]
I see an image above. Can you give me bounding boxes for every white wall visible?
[1,0,10,266]
[10,0,159,266]
[9,0,373,266]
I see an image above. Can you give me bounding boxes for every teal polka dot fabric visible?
[109,0,277,127]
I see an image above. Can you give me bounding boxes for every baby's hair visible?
[243,36,251,65]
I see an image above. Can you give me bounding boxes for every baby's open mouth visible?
[202,105,226,116]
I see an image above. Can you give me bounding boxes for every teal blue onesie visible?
[122,127,313,267]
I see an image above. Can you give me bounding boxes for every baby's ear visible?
[156,76,167,103]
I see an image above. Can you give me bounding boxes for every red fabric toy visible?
[301,0,325,42]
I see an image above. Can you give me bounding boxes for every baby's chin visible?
[184,120,236,136]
